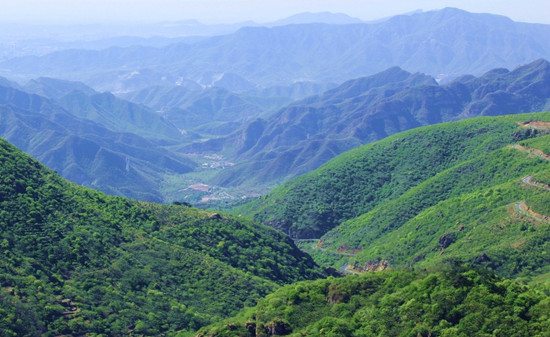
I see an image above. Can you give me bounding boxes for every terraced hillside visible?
[300,120,550,284]
[194,113,550,336]
[315,136,550,278]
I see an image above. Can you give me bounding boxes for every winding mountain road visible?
[511,144,550,161]
[514,200,550,224]
[521,175,550,191]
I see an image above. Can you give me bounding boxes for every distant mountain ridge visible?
[266,12,364,26]
[198,59,550,187]
[1,8,549,92]
[19,77,186,140]
[0,82,195,202]
[23,77,97,99]
[120,80,337,137]
[122,86,265,134]
[1,59,548,203]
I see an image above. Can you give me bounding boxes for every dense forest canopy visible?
[0,137,324,336]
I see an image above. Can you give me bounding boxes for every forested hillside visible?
[238,112,550,286]
[0,138,324,336]
[315,134,550,279]
[2,5,550,337]
[240,112,550,238]
[196,268,550,337]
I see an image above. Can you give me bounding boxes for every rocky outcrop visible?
[347,258,390,273]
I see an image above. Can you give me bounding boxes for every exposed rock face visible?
[245,321,256,335]
[348,258,390,273]
[208,213,223,220]
[474,252,490,264]
[438,232,457,249]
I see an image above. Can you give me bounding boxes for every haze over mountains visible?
[0,81,195,202]
[0,11,364,61]
[1,8,550,202]
[1,8,550,93]
[2,58,550,203]
[2,6,550,337]
[192,59,550,188]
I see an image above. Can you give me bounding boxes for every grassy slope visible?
[0,138,323,336]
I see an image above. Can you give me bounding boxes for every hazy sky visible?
[2,0,550,25]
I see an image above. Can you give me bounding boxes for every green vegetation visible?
[239,113,549,239]
[196,268,550,337]
[0,138,323,336]
[242,112,550,287]
[4,108,550,336]
[309,136,550,282]
[198,112,550,337]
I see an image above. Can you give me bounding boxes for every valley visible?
[3,57,549,206]
[1,5,550,337]
[283,116,550,280]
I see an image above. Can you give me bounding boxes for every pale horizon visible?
[1,0,550,25]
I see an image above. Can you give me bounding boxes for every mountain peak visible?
[0,76,22,90]
[423,6,514,24]
[268,12,364,26]
[519,58,550,70]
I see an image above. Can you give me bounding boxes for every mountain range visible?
[0,80,194,202]
[2,7,550,337]
[195,59,550,188]
[2,111,550,336]
[1,59,549,204]
[1,8,550,93]
[1,59,549,205]
[0,12,365,62]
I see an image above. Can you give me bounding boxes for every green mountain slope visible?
[0,138,324,336]
[314,136,550,279]
[197,115,550,337]
[240,112,550,239]
[196,268,550,337]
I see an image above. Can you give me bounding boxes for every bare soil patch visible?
[518,120,550,130]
